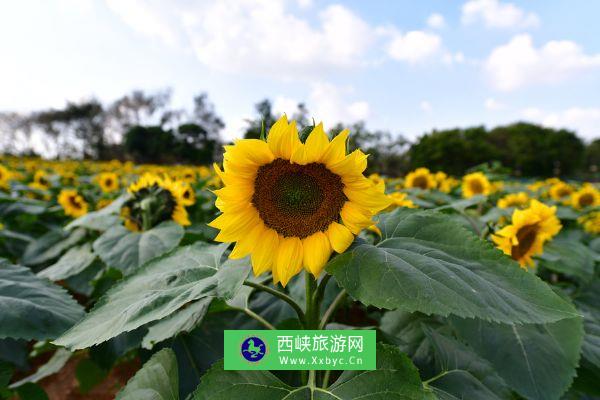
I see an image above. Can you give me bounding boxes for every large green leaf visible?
[54,243,250,350]
[424,329,511,399]
[37,242,96,281]
[22,228,87,266]
[116,348,178,400]
[327,209,577,324]
[142,298,212,349]
[0,260,84,340]
[538,239,595,282]
[93,221,184,275]
[575,282,600,368]
[191,345,435,400]
[9,349,71,389]
[66,195,128,231]
[451,316,583,400]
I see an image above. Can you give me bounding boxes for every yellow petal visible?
[304,123,329,163]
[340,201,373,234]
[327,222,354,253]
[230,139,275,165]
[320,129,349,164]
[267,115,289,156]
[229,224,266,259]
[275,236,303,287]
[344,184,392,213]
[302,231,332,277]
[251,228,279,277]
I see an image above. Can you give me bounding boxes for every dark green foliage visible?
[409,122,587,177]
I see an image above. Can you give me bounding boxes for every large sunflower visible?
[58,189,89,218]
[122,173,190,231]
[492,199,561,267]
[209,116,391,286]
[570,185,600,209]
[461,172,491,198]
[404,168,436,190]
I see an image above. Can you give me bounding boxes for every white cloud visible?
[309,82,370,125]
[272,96,300,116]
[426,13,445,29]
[484,97,505,110]
[521,107,600,140]
[420,100,432,112]
[105,0,181,46]
[386,30,442,63]
[485,34,600,91]
[461,0,539,29]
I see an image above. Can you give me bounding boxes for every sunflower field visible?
[1,116,599,400]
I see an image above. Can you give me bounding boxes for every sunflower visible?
[0,165,11,189]
[548,181,574,201]
[570,185,600,209]
[179,168,197,183]
[578,212,600,235]
[492,199,561,267]
[123,173,190,231]
[97,172,120,193]
[58,189,89,218]
[60,171,78,187]
[404,168,436,190]
[497,192,529,209]
[209,116,391,286]
[33,170,50,190]
[177,182,196,207]
[387,192,416,209]
[461,172,491,198]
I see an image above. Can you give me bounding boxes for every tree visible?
[243,99,277,140]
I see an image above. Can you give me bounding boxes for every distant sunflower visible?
[578,212,600,235]
[461,172,491,198]
[179,168,197,183]
[497,192,529,209]
[33,170,50,190]
[570,185,600,209]
[548,182,573,201]
[404,168,436,190]
[177,182,196,207]
[388,192,416,209]
[60,172,78,187]
[58,189,88,218]
[123,173,190,231]
[209,116,391,286]
[492,199,561,267]
[0,165,11,189]
[97,172,120,193]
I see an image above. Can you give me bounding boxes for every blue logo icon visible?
[241,336,266,362]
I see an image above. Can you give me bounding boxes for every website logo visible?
[241,336,267,362]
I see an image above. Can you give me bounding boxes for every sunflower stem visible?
[318,290,347,330]
[243,280,306,325]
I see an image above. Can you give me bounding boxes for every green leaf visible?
[54,243,250,350]
[191,345,435,400]
[9,349,71,389]
[93,221,184,275]
[116,348,178,400]
[16,382,49,400]
[142,298,212,349]
[22,228,87,266]
[327,209,578,324]
[0,260,85,340]
[424,329,510,399]
[66,195,128,231]
[451,316,583,400]
[538,239,595,282]
[75,358,107,394]
[575,282,600,368]
[38,242,96,281]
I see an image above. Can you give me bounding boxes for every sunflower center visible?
[412,176,429,189]
[558,188,571,197]
[511,223,539,261]
[469,179,484,194]
[68,195,82,210]
[579,193,594,207]
[252,159,347,238]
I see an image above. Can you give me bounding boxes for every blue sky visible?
[1,0,599,145]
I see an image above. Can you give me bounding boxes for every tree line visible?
[0,90,598,178]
